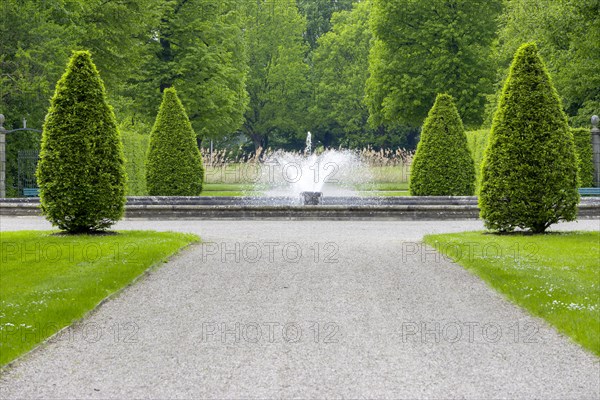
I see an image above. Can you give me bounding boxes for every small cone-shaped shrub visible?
[146,88,204,196]
[479,43,579,233]
[409,94,475,196]
[36,51,126,233]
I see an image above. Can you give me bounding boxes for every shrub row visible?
[37,51,204,232]
[414,44,585,233]
[467,127,594,190]
[121,129,150,196]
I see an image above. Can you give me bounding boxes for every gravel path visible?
[1,217,599,399]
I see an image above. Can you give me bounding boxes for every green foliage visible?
[4,131,41,197]
[242,0,310,150]
[134,0,249,141]
[470,128,594,190]
[479,43,579,233]
[146,88,204,196]
[409,94,475,196]
[366,0,502,129]
[465,129,491,191]
[0,0,163,131]
[0,0,75,130]
[120,125,150,196]
[492,0,600,127]
[572,128,594,188]
[297,0,357,49]
[307,0,413,149]
[36,51,126,233]
[310,1,371,147]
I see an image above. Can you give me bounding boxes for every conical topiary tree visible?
[36,51,126,233]
[409,94,476,196]
[479,43,579,233]
[146,88,204,196]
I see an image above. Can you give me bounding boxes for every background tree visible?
[0,0,76,130]
[491,0,600,127]
[146,88,204,196]
[479,43,579,233]
[409,94,475,196]
[310,1,372,148]
[296,0,357,50]
[133,0,249,143]
[1,0,162,197]
[0,0,163,129]
[36,51,126,233]
[366,0,502,130]
[242,0,310,150]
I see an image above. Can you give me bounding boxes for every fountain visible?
[254,132,370,204]
[298,132,322,205]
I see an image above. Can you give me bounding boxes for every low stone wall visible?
[1,197,598,220]
[0,196,480,206]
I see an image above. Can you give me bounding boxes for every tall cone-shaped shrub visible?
[409,94,475,196]
[146,88,204,196]
[479,43,578,233]
[36,51,126,233]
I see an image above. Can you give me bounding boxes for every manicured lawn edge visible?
[423,231,600,356]
[0,230,200,369]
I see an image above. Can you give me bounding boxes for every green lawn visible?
[201,182,410,197]
[201,183,262,197]
[0,230,199,366]
[358,191,410,197]
[355,182,409,191]
[203,183,257,192]
[424,231,600,356]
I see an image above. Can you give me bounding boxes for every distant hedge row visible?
[572,128,594,188]
[466,127,593,189]
[8,114,200,198]
[465,129,491,191]
[121,129,149,196]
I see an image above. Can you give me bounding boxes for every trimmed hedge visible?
[465,129,491,192]
[121,129,149,196]
[572,128,594,188]
[36,51,126,233]
[409,94,475,196]
[146,88,204,196]
[479,43,579,233]
[468,128,593,190]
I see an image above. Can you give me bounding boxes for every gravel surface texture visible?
[0,217,599,399]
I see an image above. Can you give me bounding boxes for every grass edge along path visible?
[0,230,199,367]
[423,231,600,356]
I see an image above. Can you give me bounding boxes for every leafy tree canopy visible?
[366,0,502,129]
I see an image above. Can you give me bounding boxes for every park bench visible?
[23,187,40,197]
[579,187,600,196]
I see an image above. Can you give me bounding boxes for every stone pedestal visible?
[300,191,322,205]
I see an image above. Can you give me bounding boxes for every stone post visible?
[592,115,600,188]
[0,114,6,198]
